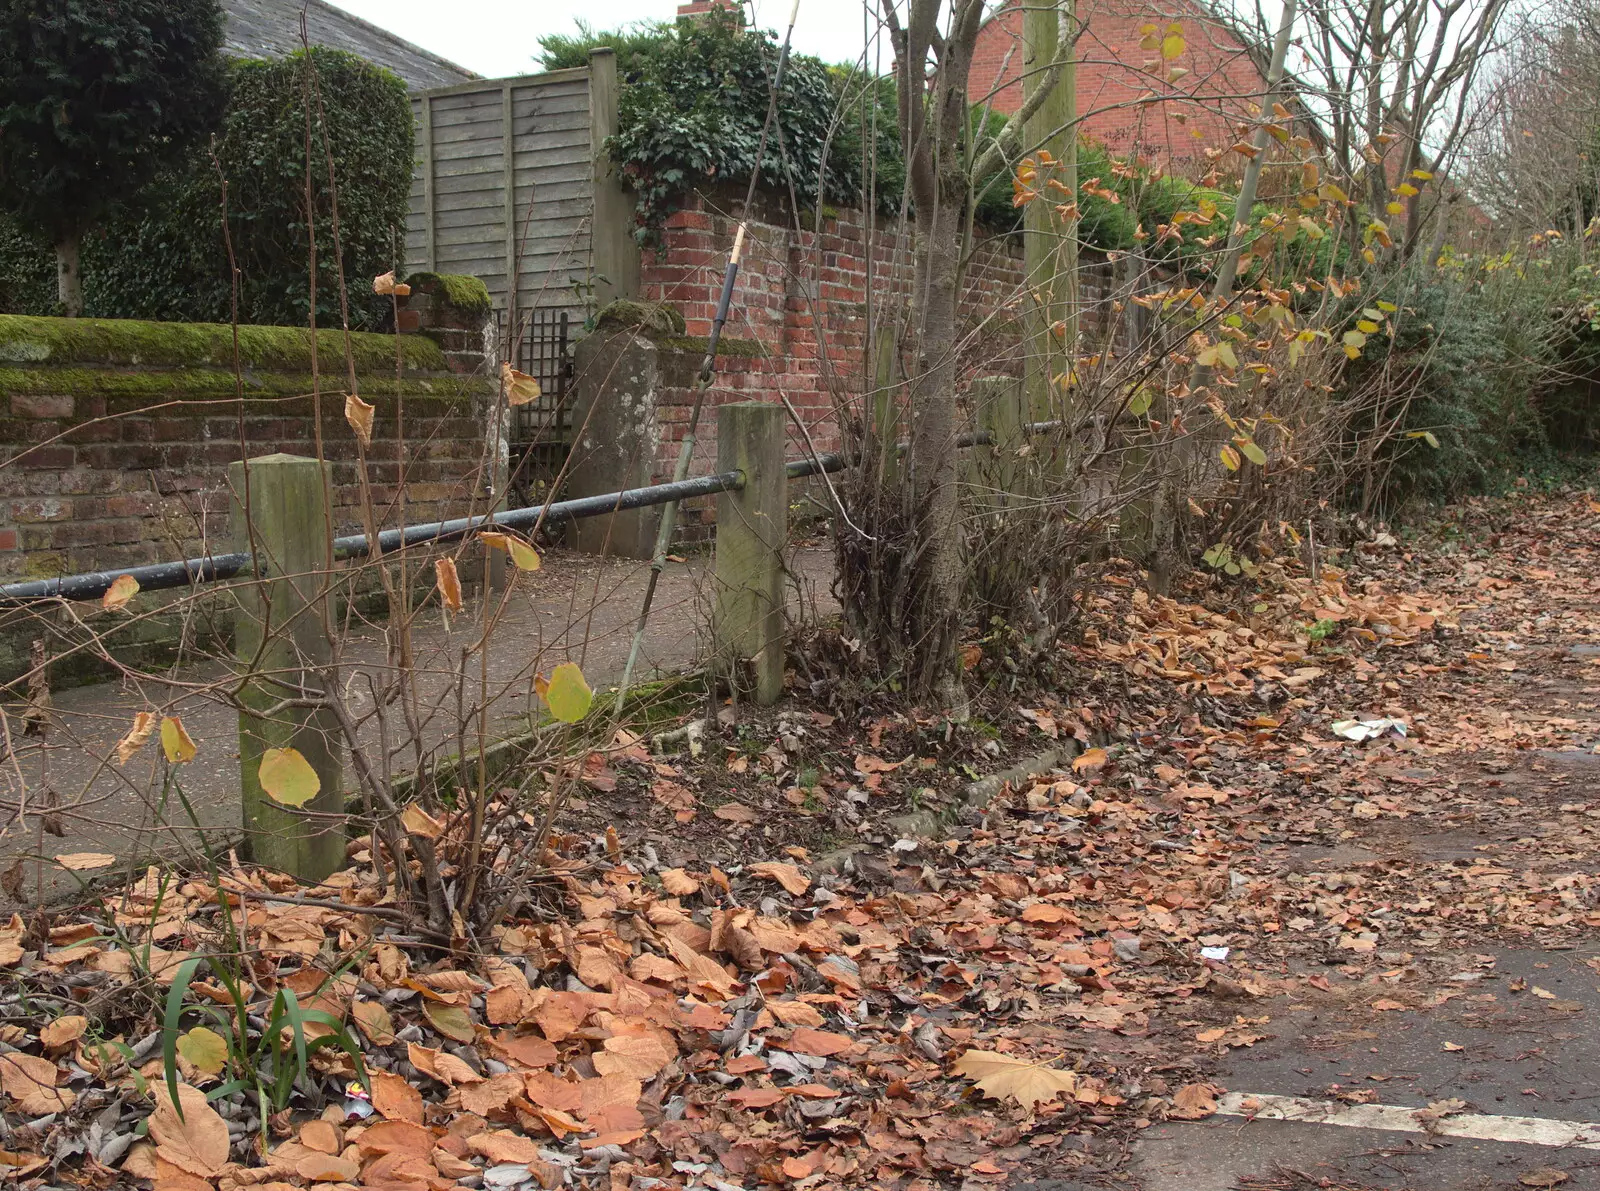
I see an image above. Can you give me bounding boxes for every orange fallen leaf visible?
[1072,747,1109,774]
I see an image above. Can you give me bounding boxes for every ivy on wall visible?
[0,48,413,330]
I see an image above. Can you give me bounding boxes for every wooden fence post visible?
[228,454,345,881]
[713,403,787,706]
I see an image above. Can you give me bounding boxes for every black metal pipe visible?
[0,413,1065,605]
[332,469,745,559]
[0,553,251,603]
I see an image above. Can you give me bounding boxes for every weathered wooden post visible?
[228,454,345,880]
[712,403,787,706]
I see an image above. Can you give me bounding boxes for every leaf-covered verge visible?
[0,48,412,331]
[6,489,1600,1189]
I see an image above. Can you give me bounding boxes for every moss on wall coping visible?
[658,335,764,359]
[0,315,449,373]
[0,367,493,402]
[595,300,687,337]
[406,272,492,317]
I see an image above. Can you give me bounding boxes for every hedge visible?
[0,48,413,330]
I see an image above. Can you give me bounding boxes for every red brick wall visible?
[0,361,496,584]
[639,188,1138,485]
[638,190,1015,481]
[971,0,1267,168]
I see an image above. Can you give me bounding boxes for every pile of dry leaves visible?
[3,489,1599,1191]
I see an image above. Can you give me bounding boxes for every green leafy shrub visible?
[537,18,673,77]
[608,8,865,241]
[1338,261,1554,509]
[0,48,412,330]
[0,0,227,313]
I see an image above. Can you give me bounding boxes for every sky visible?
[332,0,881,79]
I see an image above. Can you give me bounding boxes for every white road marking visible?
[1215,1092,1600,1149]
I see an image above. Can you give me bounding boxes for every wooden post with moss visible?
[713,403,787,706]
[228,454,345,881]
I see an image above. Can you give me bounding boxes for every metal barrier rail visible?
[0,417,1063,605]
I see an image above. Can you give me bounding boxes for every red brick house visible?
[678,0,1267,170]
[973,0,1268,168]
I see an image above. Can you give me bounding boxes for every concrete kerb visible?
[812,743,1079,877]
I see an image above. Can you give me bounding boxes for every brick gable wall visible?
[971,0,1267,167]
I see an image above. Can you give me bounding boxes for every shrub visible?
[0,0,227,313]
[1338,260,1555,510]
[0,48,413,331]
[537,18,673,77]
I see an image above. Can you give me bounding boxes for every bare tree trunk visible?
[908,185,965,699]
[55,234,82,317]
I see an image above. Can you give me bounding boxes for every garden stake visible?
[614,0,801,723]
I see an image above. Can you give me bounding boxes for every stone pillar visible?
[712,402,786,706]
[564,302,686,558]
[228,454,345,882]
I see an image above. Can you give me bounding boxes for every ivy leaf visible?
[258,747,320,808]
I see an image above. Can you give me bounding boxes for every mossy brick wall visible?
[640,186,1132,496]
[0,314,496,684]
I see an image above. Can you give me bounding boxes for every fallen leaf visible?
[0,1051,71,1114]
[147,1083,228,1176]
[728,1087,788,1109]
[788,1027,854,1056]
[53,852,117,872]
[1072,747,1109,774]
[458,1072,524,1115]
[1372,999,1408,1011]
[1170,1082,1220,1119]
[1521,1170,1570,1188]
[296,1152,360,1183]
[953,1050,1078,1109]
[175,1027,228,1077]
[369,1069,423,1124]
[399,804,445,839]
[748,861,810,896]
[714,803,758,823]
[298,1119,341,1155]
[351,999,395,1046]
[467,1129,541,1165]
[660,868,701,896]
[40,1015,88,1050]
[422,999,476,1044]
